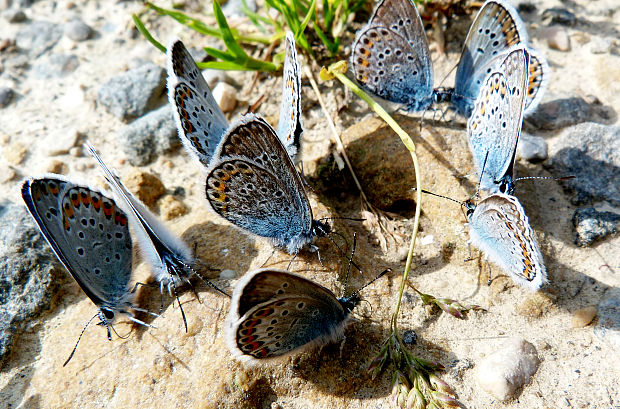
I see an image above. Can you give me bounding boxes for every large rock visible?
[0,201,64,367]
[15,21,62,58]
[544,123,620,206]
[97,62,166,122]
[572,207,620,246]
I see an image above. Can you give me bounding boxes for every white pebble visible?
[517,134,548,162]
[212,82,237,113]
[42,128,79,155]
[219,269,237,279]
[543,26,571,51]
[476,338,541,401]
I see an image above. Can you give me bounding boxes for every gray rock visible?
[544,123,620,206]
[594,288,620,352]
[517,134,548,162]
[3,9,27,23]
[525,96,595,130]
[0,201,64,367]
[117,104,179,166]
[572,208,620,247]
[64,19,92,42]
[32,54,79,79]
[476,338,541,401]
[15,21,63,58]
[0,87,15,108]
[542,8,577,26]
[402,329,417,345]
[542,25,571,51]
[97,62,166,122]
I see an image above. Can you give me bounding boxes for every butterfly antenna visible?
[63,313,99,366]
[343,233,357,292]
[514,175,576,183]
[411,187,464,206]
[474,151,490,202]
[325,231,364,275]
[350,268,391,298]
[171,279,188,333]
[319,216,366,223]
[182,261,230,298]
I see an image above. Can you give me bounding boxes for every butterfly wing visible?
[524,47,549,115]
[467,46,528,192]
[206,114,313,252]
[85,142,193,285]
[226,269,349,362]
[167,38,228,166]
[468,194,547,290]
[21,176,134,309]
[276,32,303,162]
[350,0,433,111]
[454,0,528,116]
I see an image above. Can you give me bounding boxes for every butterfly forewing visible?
[276,32,303,161]
[167,38,228,166]
[22,177,134,307]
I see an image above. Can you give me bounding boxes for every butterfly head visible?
[338,293,361,315]
[311,219,331,238]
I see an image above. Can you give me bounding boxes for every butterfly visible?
[225,268,361,363]
[85,142,229,331]
[451,0,549,117]
[21,175,153,364]
[467,45,529,194]
[466,193,547,290]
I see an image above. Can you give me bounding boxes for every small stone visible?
[158,195,188,220]
[97,62,166,122]
[219,269,237,279]
[212,82,237,113]
[69,146,82,157]
[42,159,68,174]
[42,128,79,155]
[33,54,79,79]
[590,37,612,54]
[525,96,594,130]
[117,105,179,166]
[542,26,571,51]
[571,306,597,328]
[0,87,15,108]
[124,171,166,208]
[203,70,235,88]
[476,338,541,401]
[593,287,620,352]
[3,141,28,165]
[517,134,547,162]
[572,208,620,246]
[0,166,17,183]
[517,3,536,13]
[3,9,27,23]
[517,292,554,318]
[544,123,620,206]
[16,21,63,58]
[402,329,417,345]
[542,8,577,26]
[64,19,92,41]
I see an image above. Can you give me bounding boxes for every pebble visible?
[572,207,620,247]
[517,292,554,318]
[525,96,594,130]
[543,26,571,51]
[544,123,620,206]
[590,37,612,54]
[476,338,541,401]
[69,146,82,157]
[158,195,188,220]
[124,171,166,208]
[593,288,620,352]
[212,82,237,113]
[3,141,28,165]
[64,19,92,41]
[97,62,166,122]
[42,128,79,156]
[402,329,417,345]
[0,201,64,367]
[33,53,79,79]
[117,105,179,166]
[15,20,63,58]
[517,134,547,162]
[542,8,577,26]
[219,269,238,279]
[3,9,27,23]
[571,306,597,328]
[0,87,15,108]
[0,166,17,183]
[42,159,68,174]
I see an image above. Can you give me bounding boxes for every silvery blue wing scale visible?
[453,0,549,117]
[204,114,329,254]
[84,143,228,301]
[167,38,229,167]
[276,32,304,162]
[225,269,359,364]
[466,193,547,290]
[467,45,529,193]
[350,0,436,112]
[21,175,151,363]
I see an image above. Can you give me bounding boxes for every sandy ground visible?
[1,0,619,408]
